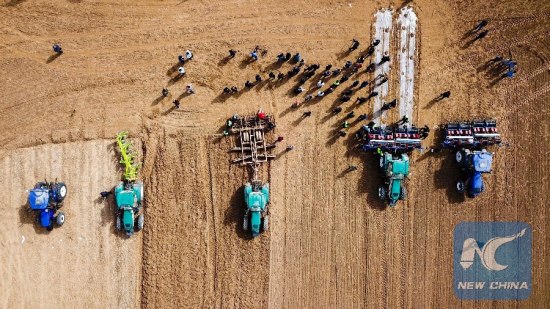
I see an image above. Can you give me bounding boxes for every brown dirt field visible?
[0,140,141,308]
[1,0,549,308]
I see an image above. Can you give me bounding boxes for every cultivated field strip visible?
[398,7,418,123]
[373,9,393,124]
[141,132,270,309]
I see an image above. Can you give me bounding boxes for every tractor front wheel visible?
[263,215,269,232]
[136,214,144,231]
[400,186,407,200]
[56,212,65,226]
[243,217,249,231]
[378,185,386,200]
[116,216,122,231]
[456,181,465,193]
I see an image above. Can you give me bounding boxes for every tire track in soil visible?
[141,130,270,309]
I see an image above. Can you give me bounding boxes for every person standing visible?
[379,55,390,64]
[349,38,360,51]
[472,20,488,32]
[438,91,451,100]
[53,44,63,54]
[317,80,325,88]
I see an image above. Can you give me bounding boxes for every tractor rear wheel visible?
[116,216,122,230]
[378,185,386,200]
[56,212,65,226]
[263,215,269,232]
[136,214,144,231]
[52,183,67,203]
[455,151,463,163]
[456,181,465,192]
[400,186,407,200]
[243,217,248,231]
[134,181,144,204]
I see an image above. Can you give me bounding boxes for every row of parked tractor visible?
[27,132,145,235]
[26,119,501,236]
[359,119,501,207]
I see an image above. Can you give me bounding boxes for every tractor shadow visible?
[18,204,56,235]
[338,130,387,210]
[434,153,466,204]
[357,154,387,211]
[224,184,254,240]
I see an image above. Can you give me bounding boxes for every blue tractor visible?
[27,180,67,230]
[243,180,269,237]
[455,149,493,198]
[442,119,500,198]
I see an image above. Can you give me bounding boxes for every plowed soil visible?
[0,0,549,308]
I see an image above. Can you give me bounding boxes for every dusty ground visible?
[0,0,549,308]
[0,140,141,308]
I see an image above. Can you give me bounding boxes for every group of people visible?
[489,55,517,79]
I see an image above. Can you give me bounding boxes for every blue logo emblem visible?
[454,222,531,300]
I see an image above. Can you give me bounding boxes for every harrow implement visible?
[115,131,140,181]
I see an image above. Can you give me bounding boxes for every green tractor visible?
[243,180,269,237]
[114,181,144,236]
[378,152,410,207]
[114,131,144,237]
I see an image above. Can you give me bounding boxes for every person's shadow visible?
[46,53,61,63]
[4,0,27,6]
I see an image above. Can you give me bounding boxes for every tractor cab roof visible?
[248,192,265,209]
[472,151,493,173]
[116,190,135,207]
[29,188,49,210]
[391,159,409,176]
